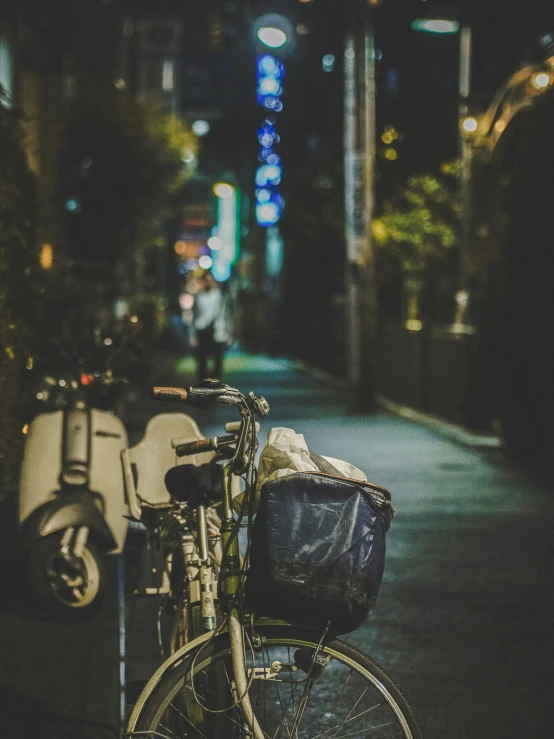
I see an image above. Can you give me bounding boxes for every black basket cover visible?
[246,472,393,635]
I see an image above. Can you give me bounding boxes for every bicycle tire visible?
[130,624,422,739]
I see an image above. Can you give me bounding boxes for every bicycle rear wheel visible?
[131,624,421,739]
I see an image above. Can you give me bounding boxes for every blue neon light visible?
[255,54,285,227]
[257,55,283,77]
[256,202,280,226]
[255,164,282,187]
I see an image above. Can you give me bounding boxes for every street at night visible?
[1,353,553,737]
[1,0,554,737]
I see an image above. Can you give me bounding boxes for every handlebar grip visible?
[152,386,189,402]
[224,421,261,433]
[175,438,216,457]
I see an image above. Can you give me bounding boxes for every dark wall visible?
[496,94,554,466]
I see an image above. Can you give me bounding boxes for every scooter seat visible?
[164,462,224,508]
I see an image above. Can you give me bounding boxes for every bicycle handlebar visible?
[152,384,234,407]
[152,386,189,402]
[174,434,237,458]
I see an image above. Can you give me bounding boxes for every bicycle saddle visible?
[164,462,224,508]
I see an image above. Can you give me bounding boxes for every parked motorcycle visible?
[19,362,130,618]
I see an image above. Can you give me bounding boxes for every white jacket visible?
[190,288,231,343]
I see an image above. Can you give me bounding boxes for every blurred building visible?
[117,0,240,125]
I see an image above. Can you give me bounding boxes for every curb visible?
[242,353,501,452]
[377,395,502,450]
[287,357,348,391]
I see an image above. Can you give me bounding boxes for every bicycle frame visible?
[129,384,268,738]
[128,459,265,737]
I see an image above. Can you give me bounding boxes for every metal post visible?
[456,26,473,327]
[344,0,378,409]
[344,30,361,396]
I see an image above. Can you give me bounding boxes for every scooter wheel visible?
[27,533,105,619]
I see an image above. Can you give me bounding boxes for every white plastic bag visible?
[256,427,367,497]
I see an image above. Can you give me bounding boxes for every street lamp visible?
[257,26,287,49]
[461,116,478,134]
[411,19,459,34]
[531,71,553,90]
[412,12,474,329]
[253,13,294,52]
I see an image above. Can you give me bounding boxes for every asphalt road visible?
[1,350,553,739]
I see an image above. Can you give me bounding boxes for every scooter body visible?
[19,402,129,617]
[20,407,129,553]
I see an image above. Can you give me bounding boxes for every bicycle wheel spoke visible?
[262,645,294,739]
[329,686,369,739]
[166,702,208,738]
[158,722,174,737]
[288,676,316,737]
[317,669,354,739]
[288,647,296,722]
[271,679,302,739]
[313,698,386,739]
[326,721,397,739]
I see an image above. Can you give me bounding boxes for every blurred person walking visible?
[190,272,232,382]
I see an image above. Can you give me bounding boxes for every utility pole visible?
[456,26,473,327]
[344,0,378,409]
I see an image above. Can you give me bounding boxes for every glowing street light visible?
[531,71,553,90]
[213,182,235,199]
[257,26,288,49]
[461,116,478,134]
[254,13,294,54]
[411,18,459,34]
[192,120,210,136]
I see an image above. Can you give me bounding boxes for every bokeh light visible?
[411,19,459,34]
[179,293,194,311]
[461,116,478,133]
[192,120,210,136]
[40,243,53,270]
[257,26,287,49]
[213,182,235,198]
[198,255,213,269]
[531,72,552,90]
[207,236,222,250]
[322,54,335,73]
[256,202,280,226]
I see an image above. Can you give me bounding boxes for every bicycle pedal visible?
[133,586,170,596]
[294,647,332,678]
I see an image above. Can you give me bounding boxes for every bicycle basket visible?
[246,471,394,636]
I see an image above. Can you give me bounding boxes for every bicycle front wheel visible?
[131,624,421,739]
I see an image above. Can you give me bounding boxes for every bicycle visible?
[126,379,422,739]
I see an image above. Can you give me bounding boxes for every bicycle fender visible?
[126,616,297,732]
[127,629,216,731]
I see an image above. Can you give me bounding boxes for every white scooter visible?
[19,368,130,617]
